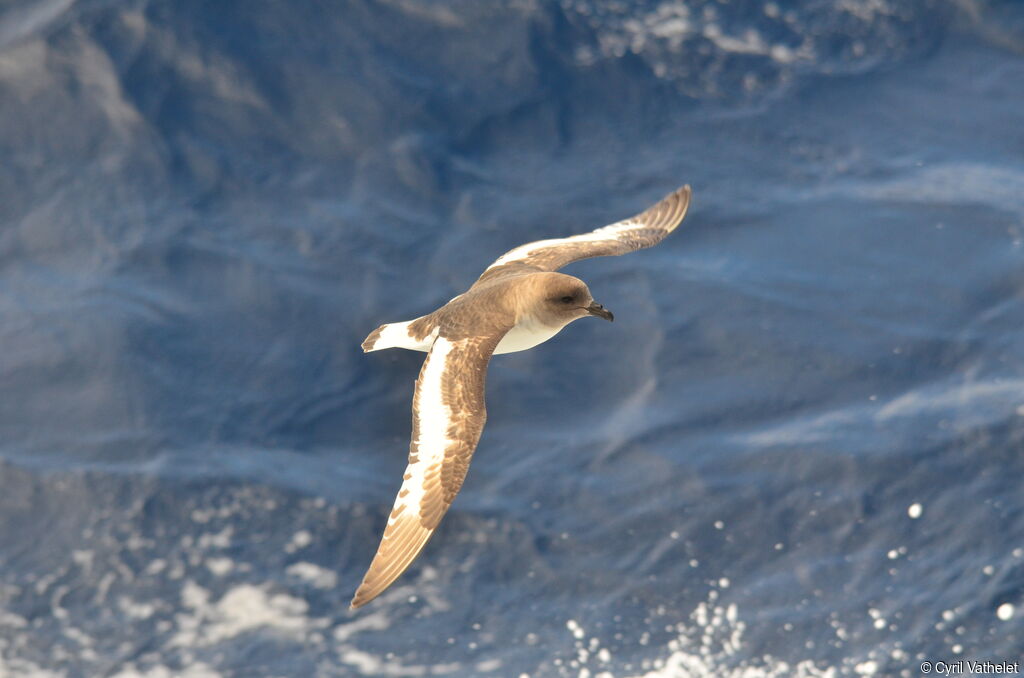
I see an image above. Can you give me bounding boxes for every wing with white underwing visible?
[474,184,691,286]
[350,327,508,609]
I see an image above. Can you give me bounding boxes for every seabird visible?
[351,184,692,608]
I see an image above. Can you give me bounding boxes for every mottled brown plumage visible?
[351,185,691,608]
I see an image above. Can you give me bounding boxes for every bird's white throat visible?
[493,316,564,355]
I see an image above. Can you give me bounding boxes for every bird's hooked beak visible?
[586,301,614,322]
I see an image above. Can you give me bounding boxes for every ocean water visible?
[1,0,1023,676]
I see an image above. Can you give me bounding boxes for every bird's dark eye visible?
[560,295,574,303]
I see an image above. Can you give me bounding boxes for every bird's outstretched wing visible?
[350,326,509,608]
[474,184,691,286]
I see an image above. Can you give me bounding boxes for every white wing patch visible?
[479,185,691,280]
[389,336,454,525]
[364,320,438,353]
[486,218,641,270]
[350,336,462,608]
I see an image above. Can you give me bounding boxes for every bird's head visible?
[530,273,613,326]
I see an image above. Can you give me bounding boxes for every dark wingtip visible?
[361,325,385,352]
[635,183,692,233]
[350,585,373,609]
[669,184,692,225]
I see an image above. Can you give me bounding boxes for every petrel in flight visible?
[351,185,692,608]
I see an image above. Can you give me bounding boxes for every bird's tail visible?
[361,316,436,353]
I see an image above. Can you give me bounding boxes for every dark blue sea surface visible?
[1,0,1023,676]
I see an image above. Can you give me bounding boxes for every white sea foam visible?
[563,0,814,85]
[170,581,326,648]
[286,561,338,589]
[285,529,314,552]
[557,0,922,99]
[556,592,838,678]
[109,662,223,678]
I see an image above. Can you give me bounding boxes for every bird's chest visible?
[493,317,562,355]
